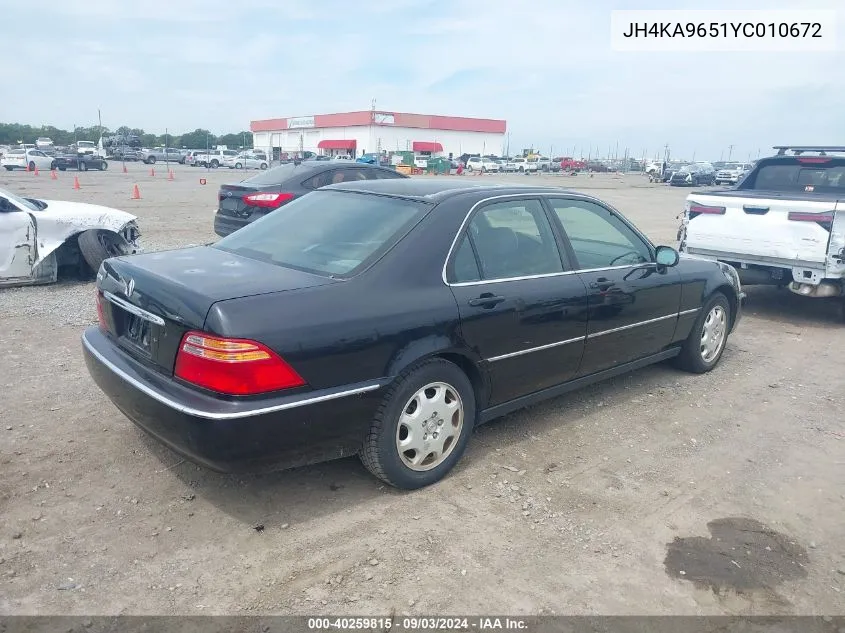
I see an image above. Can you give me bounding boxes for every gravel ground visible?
[0,165,843,616]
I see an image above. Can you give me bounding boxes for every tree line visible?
[0,123,253,150]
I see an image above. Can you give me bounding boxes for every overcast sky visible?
[1,0,842,161]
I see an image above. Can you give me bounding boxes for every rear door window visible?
[454,199,564,281]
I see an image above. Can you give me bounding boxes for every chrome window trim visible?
[103,291,166,326]
[82,333,384,421]
[441,192,657,286]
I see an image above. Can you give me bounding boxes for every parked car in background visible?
[194,149,238,168]
[714,162,753,186]
[139,147,184,165]
[71,141,103,157]
[35,137,54,150]
[214,161,408,237]
[82,180,742,489]
[679,145,845,311]
[54,153,109,171]
[512,157,537,173]
[465,156,500,173]
[223,151,270,170]
[108,146,142,161]
[670,163,716,187]
[498,157,517,172]
[0,185,141,287]
[1,148,55,171]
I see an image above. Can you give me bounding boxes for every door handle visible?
[589,277,613,291]
[468,293,505,308]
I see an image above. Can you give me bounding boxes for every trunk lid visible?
[684,192,843,265]
[97,246,338,373]
[217,183,263,219]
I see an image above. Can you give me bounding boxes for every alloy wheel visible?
[395,382,464,471]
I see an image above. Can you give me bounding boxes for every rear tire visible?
[210,160,219,168]
[674,292,731,373]
[359,359,475,489]
[235,162,243,169]
[79,161,88,172]
[260,163,268,170]
[28,161,36,171]
[78,230,131,272]
[148,156,156,164]
[99,160,107,170]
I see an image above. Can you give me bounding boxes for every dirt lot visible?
[1,165,843,616]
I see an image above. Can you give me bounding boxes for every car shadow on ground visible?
[135,359,687,530]
[741,285,843,328]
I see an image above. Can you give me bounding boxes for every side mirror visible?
[655,245,680,267]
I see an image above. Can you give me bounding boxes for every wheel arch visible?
[385,340,490,415]
[711,283,740,330]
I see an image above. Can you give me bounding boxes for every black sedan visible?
[669,163,715,186]
[82,181,743,489]
[54,154,108,171]
[214,161,407,237]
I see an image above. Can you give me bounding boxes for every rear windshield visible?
[242,163,303,185]
[213,190,432,277]
[740,158,845,192]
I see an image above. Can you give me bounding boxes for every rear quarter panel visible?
[203,196,477,392]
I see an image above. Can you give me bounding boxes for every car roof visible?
[323,178,576,202]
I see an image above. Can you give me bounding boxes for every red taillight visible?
[242,192,295,209]
[688,204,726,215]
[174,331,305,395]
[796,157,831,164]
[96,291,107,331]
[788,211,835,223]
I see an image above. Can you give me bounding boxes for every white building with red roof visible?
[250,110,507,160]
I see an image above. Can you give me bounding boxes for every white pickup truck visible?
[678,146,845,309]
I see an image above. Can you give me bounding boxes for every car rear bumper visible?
[82,327,386,473]
[213,213,251,237]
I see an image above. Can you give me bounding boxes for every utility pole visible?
[727,144,734,161]
[663,143,670,164]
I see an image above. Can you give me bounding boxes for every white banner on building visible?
[287,116,315,129]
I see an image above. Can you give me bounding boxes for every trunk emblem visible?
[225,191,233,197]
[124,278,135,298]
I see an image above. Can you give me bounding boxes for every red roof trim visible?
[412,141,443,153]
[251,111,506,134]
[317,139,357,150]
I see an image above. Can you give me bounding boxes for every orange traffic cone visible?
[73,176,81,190]
[150,167,155,177]
[122,163,128,174]
[167,169,174,181]
[131,184,141,200]
[33,166,39,176]
[50,169,58,180]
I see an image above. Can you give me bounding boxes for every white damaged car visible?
[0,186,141,288]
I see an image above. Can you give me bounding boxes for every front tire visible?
[78,230,131,272]
[99,160,107,170]
[260,163,268,170]
[235,162,243,169]
[360,359,475,489]
[210,160,219,168]
[29,161,36,171]
[674,292,731,373]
